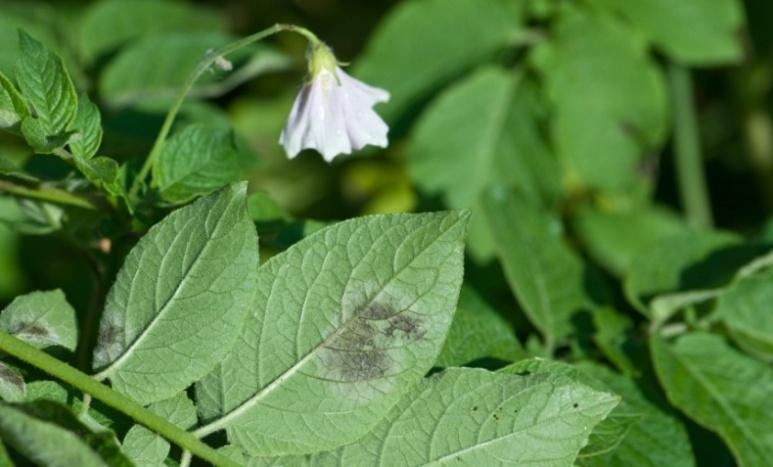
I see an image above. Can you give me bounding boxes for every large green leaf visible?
[0,400,132,467]
[575,363,694,467]
[302,368,618,466]
[435,285,523,367]
[499,359,640,461]
[92,183,258,404]
[78,0,224,62]
[153,124,246,203]
[353,0,520,122]
[651,333,773,467]
[0,289,77,351]
[623,230,747,314]
[715,268,773,360]
[483,189,597,348]
[99,32,289,109]
[532,6,668,194]
[15,31,78,153]
[591,0,745,65]
[195,211,468,455]
[408,67,560,260]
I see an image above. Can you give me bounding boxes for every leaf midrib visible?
[98,195,237,378]
[200,214,464,434]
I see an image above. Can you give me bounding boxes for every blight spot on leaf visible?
[322,300,428,384]
[0,365,23,390]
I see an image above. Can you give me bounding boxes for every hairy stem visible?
[127,23,319,203]
[0,179,98,210]
[669,63,713,228]
[0,331,238,467]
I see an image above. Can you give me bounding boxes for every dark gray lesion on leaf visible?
[0,364,24,390]
[323,299,427,382]
[8,321,50,338]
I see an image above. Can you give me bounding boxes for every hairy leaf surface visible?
[284,368,619,466]
[196,211,468,455]
[93,183,258,404]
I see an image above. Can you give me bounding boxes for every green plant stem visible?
[127,23,319,203]
[669,63,713,228]
[0,179,98,210]
[0,331,238,467]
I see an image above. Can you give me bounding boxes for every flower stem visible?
[669,63,713,228]
[0,179,98,211]
[127,23,320,204]
[0,331,238,467]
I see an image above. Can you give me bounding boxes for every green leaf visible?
[74,156,124,197]
[353,0,520,122]
[574,204,688,276]
[0,362,24,402]
[0,289,77,351]
[408,67,560,260]
[0,71,27,129]
[716,268,773,360]
[100,32,289,109]
[307,368,618,466]
[623,230,747,314]
[499,359,641,461]
[591,0,745,65]
[92,183,258,404]
[532,6,668,194]
[575,362,695,467]
[651,333,773,467]
[15,31,77,153]
[0,400,132,467]
[482,189,597,348]
[68,95,102,161]
[195,211,468,455]
[78,0,225,62]
[122,392,196,467]
[153,124,246,203]
[435,285,523,367]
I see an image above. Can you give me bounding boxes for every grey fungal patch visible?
[93,324,125,368]
[0,364,24,390]
[322,300,427,382]
[10,321,50,338]
[360,302,394,320]
[385,314,425,340]
[337,349,390,381]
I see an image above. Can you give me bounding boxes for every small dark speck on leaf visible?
[573,403,579,408]
[472,405,478,411]
[515,370,531,376]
